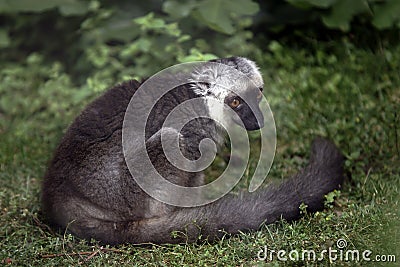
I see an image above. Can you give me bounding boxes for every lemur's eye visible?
[230,98,240,108]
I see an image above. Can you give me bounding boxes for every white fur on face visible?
[189,57,263,100]
[188,57,263,130]
[240,57,263,89]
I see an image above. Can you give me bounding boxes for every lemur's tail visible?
[91,137,344,244]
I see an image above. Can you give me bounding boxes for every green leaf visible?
[324,190,341,208]
[372,0,400,29]
[0,0,89,15]
[136,38,152,52]
[299,202,308,215]
[178,48,217,62]
[162,0,198,19]
[223,0,259,15]
[195,0,234,34]
[322,0,369,31]
[58,1,89,16]
[195,0,259,34]
[177,34,190,43]
[134,13,166,29]
[286,0,336,9]
[0,0,57,12]
[0,28,10,48]
[3,0,57,12]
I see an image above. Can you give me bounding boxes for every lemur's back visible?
[41,80,145,225]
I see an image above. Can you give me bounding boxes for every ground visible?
[0,39,399,266]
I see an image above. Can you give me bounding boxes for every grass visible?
[0,39,399,266]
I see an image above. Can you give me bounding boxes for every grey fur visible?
[41,57,344,244]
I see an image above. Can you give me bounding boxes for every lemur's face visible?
[224,84,264,131]
[190,57,264,131]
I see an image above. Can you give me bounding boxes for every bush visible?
[287,0,400,31]
[0,0,261,84]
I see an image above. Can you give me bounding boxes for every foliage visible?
[0,53,98,146]
[0,0,90,14]
[163,0,259,34]
[79,0,260,81]
[0,0,260,84]
[286,0,400,31]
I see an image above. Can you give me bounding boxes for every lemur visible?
[41,57,344,244]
